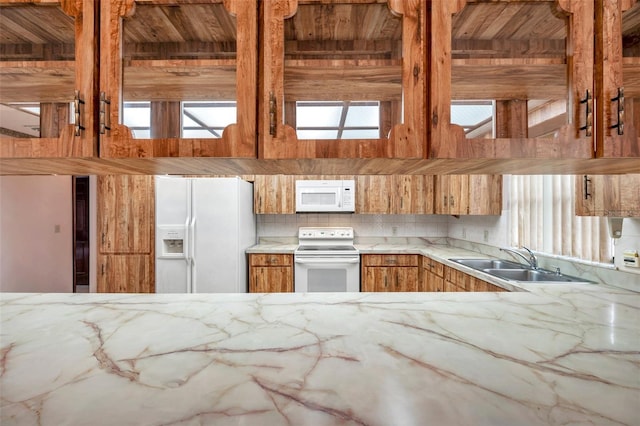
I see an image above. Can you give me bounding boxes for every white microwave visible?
[295,180,355,212]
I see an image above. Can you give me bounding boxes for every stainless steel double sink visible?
[449,258,594,284]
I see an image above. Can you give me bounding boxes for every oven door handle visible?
[295,258,360,264]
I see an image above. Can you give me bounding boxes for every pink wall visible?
[0,176,73,292]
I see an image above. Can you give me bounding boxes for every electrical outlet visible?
[483,230,489,242]
[462,228,467,239]
[54,225,61,233]
[392,226,398,236]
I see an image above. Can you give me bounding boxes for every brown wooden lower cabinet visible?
[422,256,507,292]
[249,254,294,293]
[421,256,444,292]
[97,175,155,293]
[361,254,420,292]
[97,254,154,293]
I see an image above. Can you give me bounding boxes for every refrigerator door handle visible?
[183,217,191,265]
[189,214,197,293]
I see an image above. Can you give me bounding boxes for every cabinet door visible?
[468,175,502,215]
[423,270,444,292]
[445,266,473,291]
[0,0,98,159]
[356,176,393,214]
[436,175,467,214]
[361,267,395,292]
[443,280,464,292]
[259,0,425,159]
[596,0,640,158]
[254,175,296,214]
[429,0,593,159]
[436,175,502,215]
[471,278,506,292]
[99,0,257,158]
[395,175,434,214]
[98,175,154,253]
[393,267,419,291]
[98,254,154,293]
[577,174,640,217]
[249,266,293,293]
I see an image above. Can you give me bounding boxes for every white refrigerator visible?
[155,176,256,293]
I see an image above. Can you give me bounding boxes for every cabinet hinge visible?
[73,90,85,136]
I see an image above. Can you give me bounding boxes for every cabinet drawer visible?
[362,254,419,267]
[421,257,444,277]
[444,266,471,291]
[249,253,293,267]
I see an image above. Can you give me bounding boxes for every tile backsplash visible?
[257,214,450,238]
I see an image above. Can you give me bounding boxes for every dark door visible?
[73,176,90,292]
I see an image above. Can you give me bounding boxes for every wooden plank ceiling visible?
[1,1,639,121]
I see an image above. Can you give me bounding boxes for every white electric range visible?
[294,227,360,292]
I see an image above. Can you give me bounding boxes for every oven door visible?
[294,256,360,292]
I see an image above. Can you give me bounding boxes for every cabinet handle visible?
[269,92,276,136]
[99,92,111,134]
[583,175,591,200]
[385,259,397,264]
[443,195,448,207]
[101,264,105,276]
[384,275,388,288]
[73,90,85,136]
[449,196,455,207]
[579,89,592,137]
[610,87,624,135]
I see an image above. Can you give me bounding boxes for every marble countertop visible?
[1,290,638,425]
[247,238,586,292]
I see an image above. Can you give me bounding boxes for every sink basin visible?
[450,258,525,270]
[483,268,592,283]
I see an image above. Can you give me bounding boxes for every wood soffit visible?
[1,157,639,176]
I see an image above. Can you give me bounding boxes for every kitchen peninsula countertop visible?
[1,289,638,425]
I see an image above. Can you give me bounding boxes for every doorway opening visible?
[73,176,90,293]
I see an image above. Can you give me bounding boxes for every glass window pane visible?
[451,101,493,137]
[297,130,338,139]
[123,102,150,139]
[181,101,236,139]
[344,104,379,127]
[183,129,218,139]
[341,129,379,139]
[296,101,381,140]
[297,103,343,127]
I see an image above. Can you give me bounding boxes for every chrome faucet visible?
[500,246,538,269]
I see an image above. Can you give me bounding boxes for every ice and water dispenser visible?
[158,226,186,258]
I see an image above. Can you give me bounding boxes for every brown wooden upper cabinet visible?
[99,0,256,158]
[435,175,502,215]
[596,0,640,157]
[0,0,98,159]
[576,174,640,217]
[429,0,595,159]
[258,0,426,159]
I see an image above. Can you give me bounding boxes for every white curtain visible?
[509,175,613,263]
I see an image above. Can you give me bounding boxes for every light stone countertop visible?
[2,239,637,424]
[1,290,638,425]
[246,237,593,292]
